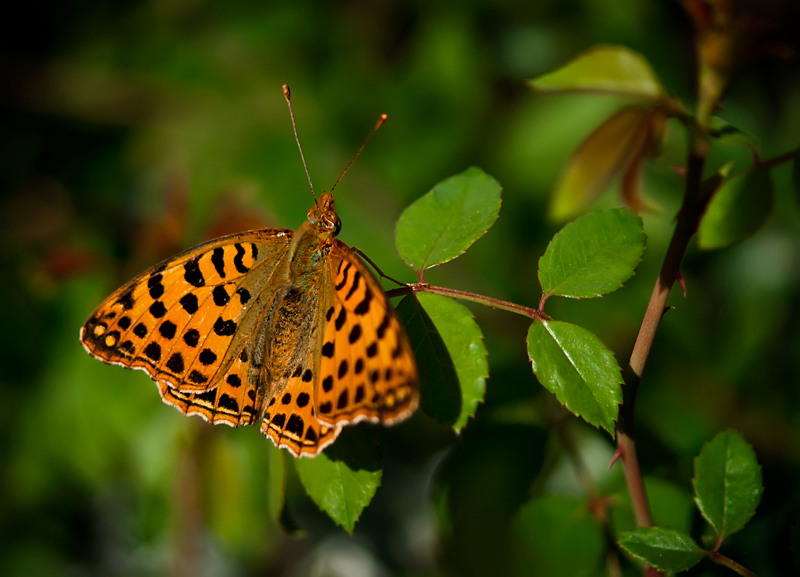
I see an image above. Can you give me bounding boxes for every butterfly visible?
[80,88,419,458]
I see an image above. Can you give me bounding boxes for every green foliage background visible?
[2,1,800,575]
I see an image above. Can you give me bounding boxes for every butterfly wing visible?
[260,370,342,458]
[81,229,293,393]
[313,241,419,427]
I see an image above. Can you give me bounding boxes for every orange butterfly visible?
[80,87,419,457]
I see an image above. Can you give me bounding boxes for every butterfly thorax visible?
[254,220,332,406]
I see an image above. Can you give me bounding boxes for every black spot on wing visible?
[211,247,226,279]
[183,329,200,347]
[184,257,205,287]
[180,293,199,314]
[213,318,236,336]
[144,342,162,362]
[233,243,249,273]
[149,301,167,319]
[286,414,304,436]
[133,323,148,339]
[166,352,185,373]
[219,394,239,413]
[117,289,135,310]
[212,286,230,306]
[236,288,251,305]
[199,348,217,366]
[345,271,361,301]
[159,321,177,339]
[335,262,351,290]
[355,288,372,315]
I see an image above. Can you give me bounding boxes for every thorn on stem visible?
[676,269,687,296]
[609,447,623,469]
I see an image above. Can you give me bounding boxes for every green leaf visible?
[295,425,382,534]
[267,445,287,525]
[709,117,760,149]
[618,527,705,572]
[538,208,645,299]
[693,429,763,539]
[698,168,774,250]
[512,495,604,577]
[416,292,489,432]
[527,319,623,434]
[529,45,665,99]
[395,295,462,426]
[395,167,502,273]
[548,107,654,221]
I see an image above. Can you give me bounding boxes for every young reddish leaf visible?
[548,106,658,221]
[529,45,665,99]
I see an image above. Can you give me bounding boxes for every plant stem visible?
[389,283,540,319]
[615,129,710,577]
[706,550,759,577]
[758,147,799,171]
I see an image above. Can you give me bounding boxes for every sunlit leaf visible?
[619,527,705,572]
[538,208,645,299]
[396,167,502,272]
[529,45,665,99]
[527,319,623,434]
[693,430,763,539]
[512,495,604,577]
[416,292,488,432]
[295,425,382,534]
[549,107,654,221]
[698,168,774,250]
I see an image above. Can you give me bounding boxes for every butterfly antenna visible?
[329,113,388,196]
[283,84,316,202]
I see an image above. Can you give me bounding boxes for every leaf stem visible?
[757,147,799,171]
[393,283,540,319]
[705,550,759,577]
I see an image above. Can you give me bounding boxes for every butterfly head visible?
[307,192,342,237]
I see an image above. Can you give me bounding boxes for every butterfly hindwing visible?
[261,370,342,457]
[314,242,419,427]
[81,229,293,392]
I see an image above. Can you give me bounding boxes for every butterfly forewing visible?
[313,243,419,427]
[158,340,257,426]
[81,229,293,392]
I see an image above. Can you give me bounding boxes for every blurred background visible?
[2,0,800,575]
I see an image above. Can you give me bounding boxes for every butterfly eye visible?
[333,216,342,236]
